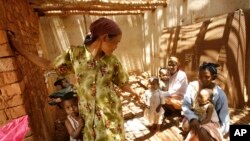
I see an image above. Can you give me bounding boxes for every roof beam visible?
[43,10,144,16]
[34,5,158,11]
[30,0,168,16]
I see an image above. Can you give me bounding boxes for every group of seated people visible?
[141,56,229,141]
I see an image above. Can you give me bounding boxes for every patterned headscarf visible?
[84,17,122,45]
[90,17,122,37]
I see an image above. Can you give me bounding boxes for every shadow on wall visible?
[159,9,250,109]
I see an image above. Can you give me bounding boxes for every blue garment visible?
[182,81,230,135]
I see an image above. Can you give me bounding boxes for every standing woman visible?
[54,18,142,141]
[11,18,140,141]
[182,62,230,141]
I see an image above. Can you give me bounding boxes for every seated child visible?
[143,77,165,131]
[60,92,84,141]
[183,88,223,141]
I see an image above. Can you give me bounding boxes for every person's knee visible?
[199,128,215,141]
[181,117,190,132]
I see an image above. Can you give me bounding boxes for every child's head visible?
[148,76,159,90]
[159,68,170,81]
[197,88,213,106]
[61,92,79,117]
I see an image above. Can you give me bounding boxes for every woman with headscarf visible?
[182,62,230,141]
[11,17,140,141]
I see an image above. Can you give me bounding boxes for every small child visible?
[158,67,170,91]
[60,92,84,141]
[183,88,223,141]
[143,77,165,131]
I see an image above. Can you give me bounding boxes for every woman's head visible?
[167,56,180,75]
[84,17,122,56]
[199,62,219,88]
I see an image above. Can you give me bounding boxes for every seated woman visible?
[182,62,230,141]
[183,88,223,141]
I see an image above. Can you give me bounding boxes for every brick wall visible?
[0,0,55,140]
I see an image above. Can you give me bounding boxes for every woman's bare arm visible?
[7,31,53,69]
[121,84,141,102]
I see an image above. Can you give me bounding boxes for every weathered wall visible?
[0,0,55,140]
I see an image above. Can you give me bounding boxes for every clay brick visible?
[0,110,8,126]
[6,105,26,119]
[0,30,8,44]
[2,94,24,110]
[0,1,6,30]
[0,100,4,110]
[0,43,14,57]
[0,70,20,86]
[0,80,25,97]
[0,57,17,72]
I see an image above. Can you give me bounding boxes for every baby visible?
[158,67,170,91]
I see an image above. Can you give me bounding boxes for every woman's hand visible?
[189,119,200,134]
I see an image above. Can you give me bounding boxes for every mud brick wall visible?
[0,0,55,140]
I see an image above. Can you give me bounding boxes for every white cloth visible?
[168,70,188,97]
[143,89,165,125]
[67,115,82,141]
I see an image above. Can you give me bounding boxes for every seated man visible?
[162,56,188,115]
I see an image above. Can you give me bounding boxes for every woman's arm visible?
[15,46,53,69]
[121,84,141,102]
[182,82,199,121]
[215,88,230,136]
[8,32,53,69]
[200,104,213,124]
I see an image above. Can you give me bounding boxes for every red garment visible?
[0,115,29,141]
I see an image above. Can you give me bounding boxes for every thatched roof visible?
[28,0,168,16]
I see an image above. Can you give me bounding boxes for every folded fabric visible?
[0,115,29,141]
[49,86,76,99]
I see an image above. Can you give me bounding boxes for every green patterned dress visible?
[53,46,128,141]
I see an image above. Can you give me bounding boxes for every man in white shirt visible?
[162,56,188,115]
